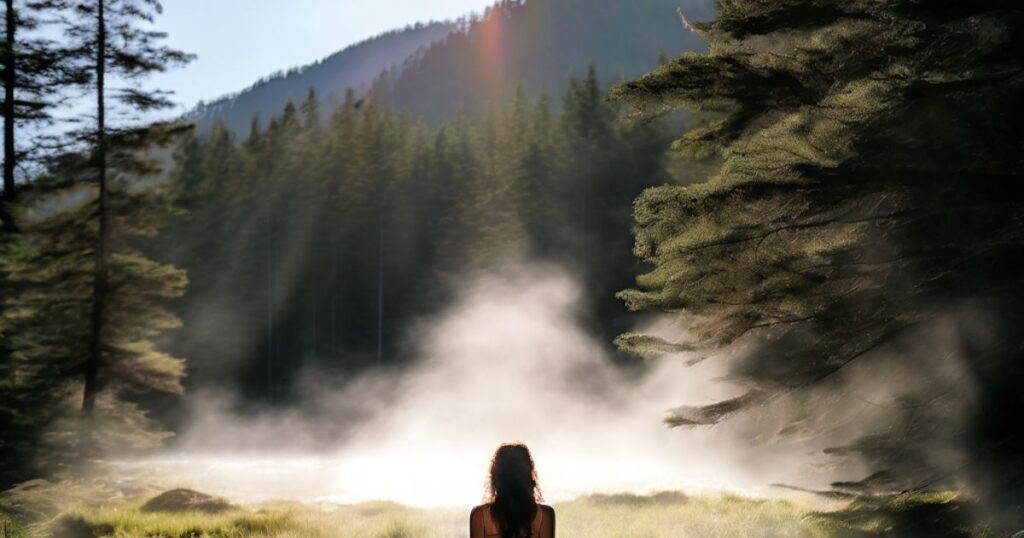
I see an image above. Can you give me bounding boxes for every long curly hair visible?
[485,443,543,538]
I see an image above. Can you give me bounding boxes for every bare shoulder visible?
[470,504,489,519]
[539,504,555,517]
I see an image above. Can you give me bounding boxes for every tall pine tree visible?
[63,0,192,423]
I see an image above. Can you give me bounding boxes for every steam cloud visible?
[128,262,878,506]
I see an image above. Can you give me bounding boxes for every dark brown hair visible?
[486,443,543,537]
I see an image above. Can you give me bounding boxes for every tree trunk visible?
[2,0,16,231]
[2,0,14,200]
[376,216,384,363]
[82,0,107,413]
[265,197,274,400]
[331,240,338,357]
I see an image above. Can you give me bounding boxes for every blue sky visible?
[149,0,497,114]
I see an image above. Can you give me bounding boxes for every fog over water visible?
[122,263,867,507]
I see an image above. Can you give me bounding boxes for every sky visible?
[149,0,497,114]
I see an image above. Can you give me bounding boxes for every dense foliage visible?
[613,0,1024,510]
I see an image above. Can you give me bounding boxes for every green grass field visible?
[4,493,825,538]
[0,477,1009,538]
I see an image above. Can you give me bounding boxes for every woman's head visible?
[486,443,542,537]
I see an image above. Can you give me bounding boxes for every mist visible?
[117,262,874,507]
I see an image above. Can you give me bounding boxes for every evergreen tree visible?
[1,0,81,229]
[63,0,192,420]
[460,101,530,266]
[555,65,668,342]
[558,65,615,272]
[159,122,245,383]
[521,91,558,250]
[613,0,1024,504]
[0,191,91,484]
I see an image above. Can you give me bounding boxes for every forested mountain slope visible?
[380,0,714,122]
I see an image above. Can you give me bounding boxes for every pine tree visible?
[1,0,81,229]
[63,0,192,419]
[521,91,557,252]
[0,195,90,483]
[613,0,1024,502]
[558,66,615,273]
[460,101,530,266]
[432,111,479,267]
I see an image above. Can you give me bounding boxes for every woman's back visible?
[470,503,555,538]
[471,443,555,537]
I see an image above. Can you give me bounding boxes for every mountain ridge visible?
[188,0,715,134]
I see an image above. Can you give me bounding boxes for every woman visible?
[470,443,555,538]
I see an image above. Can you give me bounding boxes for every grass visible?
[4,488,827,538]
[1,477,1013,537]
[60,502,462,538]
[1,513,25,538]
[557,492,822,537]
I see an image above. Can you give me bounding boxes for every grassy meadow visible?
[0,474,1008,538]
[4,492,824,538]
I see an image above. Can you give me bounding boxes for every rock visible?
[50,514,97,538]
[140,489,235,514]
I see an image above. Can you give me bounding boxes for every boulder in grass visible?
[140,489,235,514]
[51,514,106,538]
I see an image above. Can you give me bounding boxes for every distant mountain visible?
[380,0,715,122]
[185,21,457,134]
[188,0,714,134]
